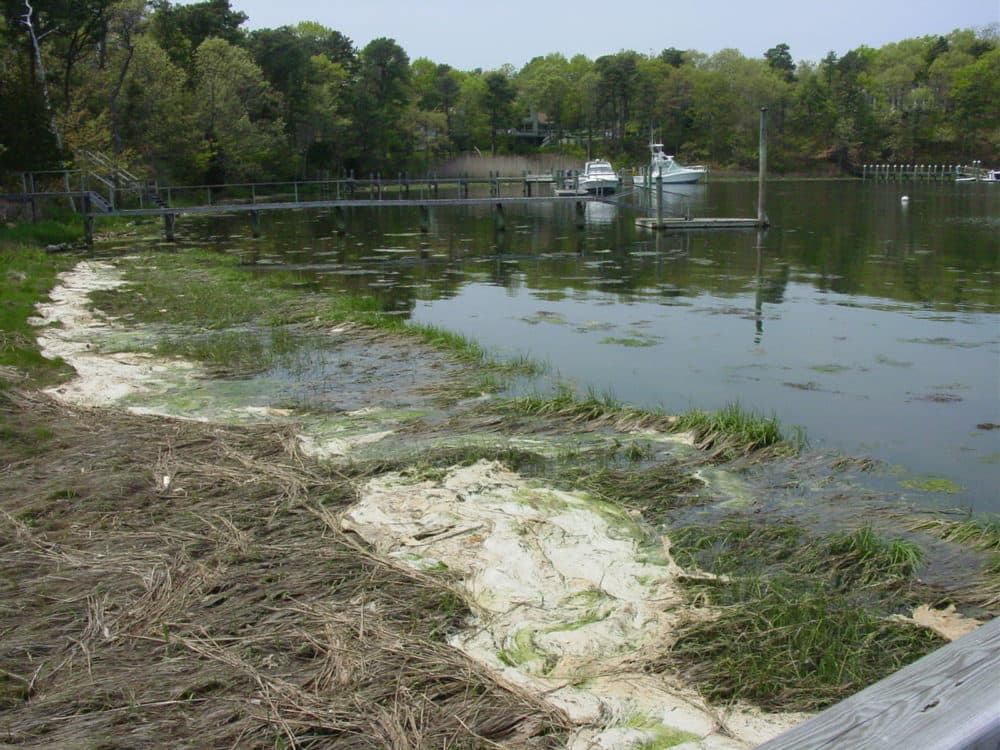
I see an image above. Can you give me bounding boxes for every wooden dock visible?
[758,617,1000,749]
[635,216,764,230]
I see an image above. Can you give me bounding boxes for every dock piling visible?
[758,106,768,227]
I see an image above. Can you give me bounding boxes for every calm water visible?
[175,180,1000,513]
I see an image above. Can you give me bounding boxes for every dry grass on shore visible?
[0,387,570,749]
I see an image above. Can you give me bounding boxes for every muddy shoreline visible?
[1,257,992,749]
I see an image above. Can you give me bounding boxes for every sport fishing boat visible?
[634,143,707,185]
[578,159,621,194]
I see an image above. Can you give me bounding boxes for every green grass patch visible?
[670,520,805,575]
[0,245,75,385]
[825,525,925,588]
[0,217,83,247]
[510,385,671,430]
[618,711,699,749]
[665,575,944,712]
[671,402,802,459]
[665,516,940,711]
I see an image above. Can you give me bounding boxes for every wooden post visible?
[494,202,506,232]
[334,206,346,236]
[656,174,664,225]
[164,213,176,242]
[757,106,768,227]
[250,210,261,238]
[419,205,430,234]
[575,200,586,230]
[82,193,93,248]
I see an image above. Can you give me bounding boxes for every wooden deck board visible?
[758,617,1000,749]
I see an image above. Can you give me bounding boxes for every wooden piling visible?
[656,174,664,225]
[755,106,769,226]
[250,210,261,238]
[83,193,94,247]
[164,213,176,242]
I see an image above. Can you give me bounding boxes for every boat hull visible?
[635,170,704,185]
[579,179,619,194]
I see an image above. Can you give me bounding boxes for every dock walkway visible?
[759,617,1000,749]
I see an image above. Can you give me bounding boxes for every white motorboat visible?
[578,159,621,194]
[956,168,999,183]
[635,143,707,185]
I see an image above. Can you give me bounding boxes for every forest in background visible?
[1,0,997,185]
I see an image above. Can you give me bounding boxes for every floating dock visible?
[635,216,764,230]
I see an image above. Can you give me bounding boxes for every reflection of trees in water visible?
[192,183,998,318]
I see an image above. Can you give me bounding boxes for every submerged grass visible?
[910,518,1000,552]
[910,517,1000,610]
[559,460,705,524]
[89,249,540,378]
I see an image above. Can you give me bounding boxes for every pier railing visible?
[861,161,985,181]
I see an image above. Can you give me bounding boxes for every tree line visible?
[1,0,997,185]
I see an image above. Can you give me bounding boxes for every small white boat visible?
[956,167,999,183]
[635,143,707,185]
[578,159,621,194]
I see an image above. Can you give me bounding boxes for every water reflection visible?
[584,200,617,226]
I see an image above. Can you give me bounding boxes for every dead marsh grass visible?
[0,386,570,748]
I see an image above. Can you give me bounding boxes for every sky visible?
[217,0,1000,70]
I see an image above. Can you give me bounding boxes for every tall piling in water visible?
[758,106,768,227]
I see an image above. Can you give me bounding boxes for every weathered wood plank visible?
[758,617,1000,750]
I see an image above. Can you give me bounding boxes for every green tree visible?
[481,70,517,154]
[149,0,247,69]
[518,53,571,139]
[765,43,796,82]
[120,36,206,182]
[192,37,287,181]
[351,37,411,172]
[952,47,1000,158]
[247,23,355,174]
[595,51,640,143]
